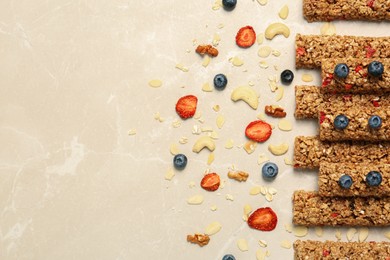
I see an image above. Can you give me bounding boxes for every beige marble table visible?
[1,0,389,259]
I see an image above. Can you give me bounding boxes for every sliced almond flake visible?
[358,227,369,242]
[259,61,269,69]
[225,194,234,201]
[217,23,224,29]
[266,251,270,257]
[256,113,266,120]
[186,49,191,53]
[207,152,215,165]
[187,195,204,205]
[172,120,181,128]
[148,79,162,88]
[258,46,272,58]
[248,81,255,86]
[169,143,180,155]
[258,240,267,248]
[278,119,293,131]
[165,168,175,180]
[260,186,267,195]
[188,181,196,188]
[280,240,292,249]
[213,105,220,112]
[335,229,342,241]
[175,63,189,72]
[212,33,221,47]
[192,39,198,46]
[201,82,213,92]
[293,226,308,237]
[256,0,268,5]
[212,0,222,10]
[237,239,249,251]
[179,137,188,144]
[265,193,273,202]
[210,131,219,139]
[128,128,137,135]
[205,221,222,236]
[225,139,234,149]
[202,55,211,67]
[198,117,205,124]
[284,223,293,233]
[220,179,226,189]
[284,158,294,165]
[269,80,278,92]
[257,154,270,165]
[154,112,161,120]
[256,249,266,260]
[257,33,264,45]
[201,126,213,132]
[315,227,324,237]
[250,186,262,195]
[272,49,281,57]
[346,228,357,241]
[268,187,277,195]
[244,204,252,216]
[210,205,218,211]
[244,140,257,154]
[302,74,313,82]
[216,115,225,129]
[275,86,284,101]
[274,65,279,71]
[384,231,390,240]
[278,5,289,19]
[320,22,336,35]
[194,110,202,119]
[230,56,244,66]
[192,125,201,135]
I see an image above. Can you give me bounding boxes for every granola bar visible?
[318,162,390,197]
[321,58,390,93]
[293,136,390,169]
[292,190,390,226]
[295,86,390,119]
[296,34,390,69]
[303,0,390,22]
[319,104,389,142]
[294,240,390,259]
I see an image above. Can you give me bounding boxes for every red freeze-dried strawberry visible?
[323,249,330,257]
[365,45,376,58]
[344,84,353,90]
[319,112,327,124]
[175,95,198,119]
[235,26,256,48]
[372,100,380,107]
[245,120,272,142]
[247,207,278,231]
[200,173,220,191]
[355,65,364,73]
[296,47,306,56]
[367,0,375,8]
[322,74,333,87]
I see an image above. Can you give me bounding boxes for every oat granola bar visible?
[293,190,390,226]
[293,136,390,169]
[295,86,390,119]
[296,34,390,69]
[303,0,390,22]
[319,104,389,142]
[321,58,390,93]
[319,162,390,197]
[294,240,390,259]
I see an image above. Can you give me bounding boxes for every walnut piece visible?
[187,233,210,247]
[196,44,219,57]
[265,105,287,118]
[228,170,249,182]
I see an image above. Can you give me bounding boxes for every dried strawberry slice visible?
[200,173,220,191]
[245,120,272,142]
[247,207,278,231]
[175,95,198,119]
[235,26,256,48]
[296,47,306,56]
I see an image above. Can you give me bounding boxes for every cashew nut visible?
[192,136,216,153]
[231,86,259,110]
[265,23,290,40]
[268,143,289,156]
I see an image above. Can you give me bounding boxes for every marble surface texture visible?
[0,0,389,259]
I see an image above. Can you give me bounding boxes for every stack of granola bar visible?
[292,4,390,258]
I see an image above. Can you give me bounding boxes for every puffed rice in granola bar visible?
[293,136,390,169]
[294,240,390,259]
[319,104,389,142]
[296,34,390,69]
[321,58,390,93]
[295,86,390,119]
[293,190,390,226]
[303,0,390,22]
[319,162,390,197]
